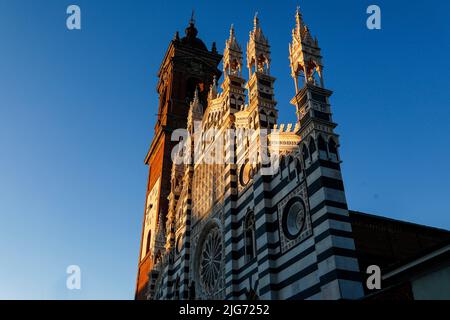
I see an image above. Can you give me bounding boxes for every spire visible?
[229,24,235,42]
[289,6,324,91]
[193,87,199,103]
[230,24,235,39]
[191,87,202,114]
[248,12,269,45]
[226,24,241,51]
[208,75,218,100]
[190,9,195,26]
[253,12,259,31]
[292,5,313,43]
[247,13,271,76]
[187,87,203,132]
[185,10,198,39]
[224,24,243,77]
[173,31,180,42]
[295,5,304,31]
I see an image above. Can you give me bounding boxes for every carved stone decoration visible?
[277,183,312,253]
[153,272,164,300]
[283,198,306,239]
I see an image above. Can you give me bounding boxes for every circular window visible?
[199,227,223,295]
[240,162,253,187]
[282,197,306,240]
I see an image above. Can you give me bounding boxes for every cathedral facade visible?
[136,9,365,300]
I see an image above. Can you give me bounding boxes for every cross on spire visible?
[190,9,195,25]
[295,5,304,30]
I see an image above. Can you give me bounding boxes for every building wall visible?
[412,264,450,300]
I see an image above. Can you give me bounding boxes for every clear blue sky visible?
[0,0,449,299]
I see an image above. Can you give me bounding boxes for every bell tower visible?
[135,15,222,300]
[288,7,364,299]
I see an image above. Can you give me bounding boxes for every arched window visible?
[146,230,152,254]
[309,138,316,158]
[244,212,256,262]
[288,156,296,180]
[302,145,309,164]
[230,94,237,109]
[280,156,286,172]
[295,157,303,178]
[318,135,328,159]
[328,138,338,161]
[157,88,167,123]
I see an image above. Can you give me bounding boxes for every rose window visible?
[282,198,306,240]
[199,227,223,294]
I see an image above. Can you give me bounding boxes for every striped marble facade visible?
[146,9,364,301]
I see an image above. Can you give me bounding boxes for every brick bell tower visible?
[135,15,222,300]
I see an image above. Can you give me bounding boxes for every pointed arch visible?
[280,155,287,171]
[328,137,339,161]
[302,144,309,164]
[328,138,338,154]
[309,137,316,156]
[287,155,296,180]
[146,230,152,254]
[244,210,256,262]
[318,135,328,159]
[318,135,327,151]
[295,156,303,179]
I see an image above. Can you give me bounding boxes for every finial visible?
[190,9,195,25]
[211,75,218,92]
[212,41,217,53]
[190,86,203,116]
[208,75,218,100]
[185,10,198,38]
[193,87,199,103]
[174,31,180,41]
[295,5,303,29]
[230,24,235,38]
[254,12,259,30]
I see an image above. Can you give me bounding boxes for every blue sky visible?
[0,0,449,299]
